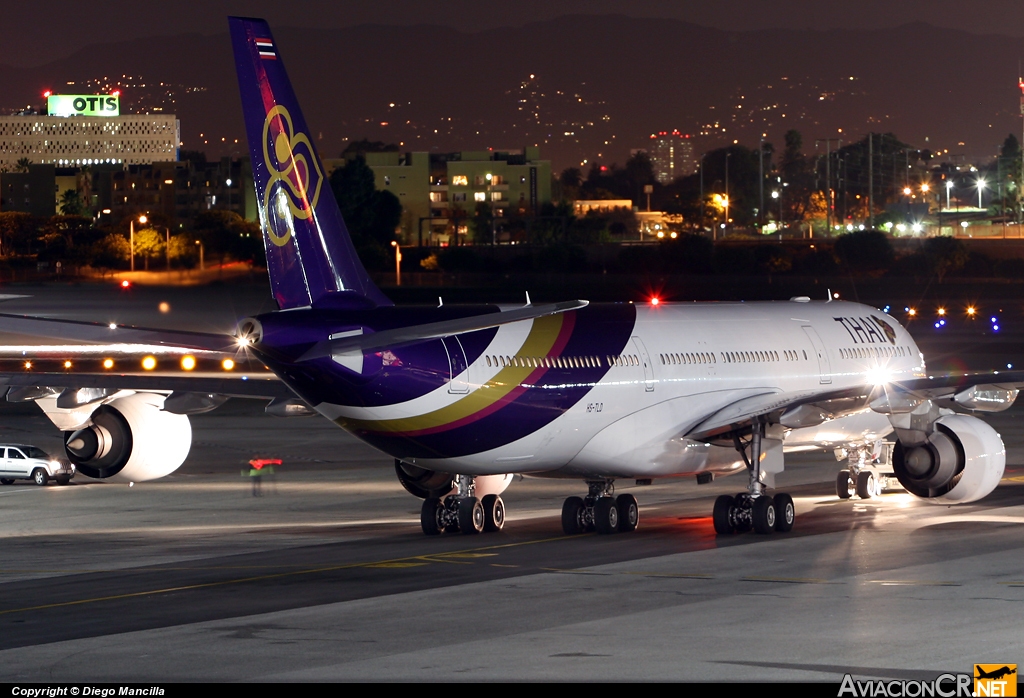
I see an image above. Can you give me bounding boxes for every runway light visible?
[833,292,840,299]
[103,358,114,369]
[63,360,72,369]
[937,308,946,316]
[181,356,196,371]
[142,356,157,370]
[222,358,235,371]
[24,361,32,370]
[158,302,170,313]
[121,280,131,288]
[967,306,976,317]
[108,323,117,329]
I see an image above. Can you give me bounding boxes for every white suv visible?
[0,444,75,486]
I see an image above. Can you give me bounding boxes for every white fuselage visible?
[319,300,924,479]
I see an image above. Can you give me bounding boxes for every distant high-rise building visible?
[0,92,179,169]
[648,131,696,184]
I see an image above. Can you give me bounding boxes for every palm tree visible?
[15,158,31,173]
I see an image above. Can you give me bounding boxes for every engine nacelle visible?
[64,393,191,483]
[893,414,1004,504]
[394,461,512,499]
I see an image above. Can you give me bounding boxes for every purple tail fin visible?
[229,17,391,310]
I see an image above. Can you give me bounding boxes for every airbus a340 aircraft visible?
[0,17,1019,538]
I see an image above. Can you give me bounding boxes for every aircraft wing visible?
[296,299,588,361]
[0,312,240,353]
[0,370,290,398]
[0,312,291,400]
[685,370,1024,440]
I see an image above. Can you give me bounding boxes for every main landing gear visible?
[713,418,796,535]
[421,474,505,535]
[561,480,639,535]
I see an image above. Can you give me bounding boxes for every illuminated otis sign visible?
[47,94,120,117]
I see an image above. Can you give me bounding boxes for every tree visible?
[923,236,969,282]
[559,167,583,202]
[133,228,165,270]
[168,233,198,266]
[341,139,399,157]
[15,157,31,173]
[58,189,87,217]
[0,211,35,256]
[779,130,815,223]
[834,230,893,272]
[471,203,494,243]
[329,155,402,251]
[91,233,131,271]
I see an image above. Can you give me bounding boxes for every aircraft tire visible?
[615,493,639,532]
[421,497,443,535]
[561,496,586,534]
[752,495,777,534]
[836,470,853,499]
[856,471,876,499]
[482,494,504,532]
[713,495,735,534]
[593,497,619,534]
[774,493,795,532]
[458,497,484,534]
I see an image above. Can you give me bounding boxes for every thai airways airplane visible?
[0,17,1018,538]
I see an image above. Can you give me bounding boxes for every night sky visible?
[7,0,1024,68]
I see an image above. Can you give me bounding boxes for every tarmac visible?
[0,282,1021,682]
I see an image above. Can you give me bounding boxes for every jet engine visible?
[892,414,1004,504]
[394,461,512,499]
[63,393,191,483]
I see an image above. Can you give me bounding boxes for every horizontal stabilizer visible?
[297,300,589,361]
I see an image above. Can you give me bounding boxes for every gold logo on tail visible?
[261,105,324,246]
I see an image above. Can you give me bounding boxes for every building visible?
[1,158,255,227]
[647,131,697,184]
[0,92,179,169]
[325,147,552,245]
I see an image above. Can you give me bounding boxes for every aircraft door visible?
[631,336,655,392]
[442,336,470,394]
[801,326,832,384]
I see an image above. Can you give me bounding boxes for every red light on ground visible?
[600,166,607,172]
[120,280,130,288]
[650,297,661,306]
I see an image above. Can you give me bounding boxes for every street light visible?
[129,214,148,272]
[391,240,402,286]
[977,178,987,209]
